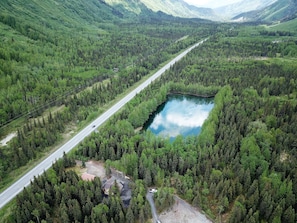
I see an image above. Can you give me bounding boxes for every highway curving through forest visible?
[0,38,207,209]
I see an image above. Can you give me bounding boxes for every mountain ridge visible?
[232,0,297,22]
[101,0,297,23]
[214,0,277,19]
[104,0,220,21]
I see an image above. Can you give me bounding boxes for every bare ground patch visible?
[76,160,106,180]
[85,160,106,179]
[77,161,210,222]
[159,196,212,223]
[0,132,16,146]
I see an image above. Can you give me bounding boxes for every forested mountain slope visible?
[0,0,123,127]
[268,17,297,32]
[0,0,126,29]
[232,0,297,22]
[214,0,277,19]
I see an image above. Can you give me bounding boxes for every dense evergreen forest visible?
[0,0,215,130]
[3,22,296,223]
[0,1,216,190]
[1,1,297,222]
[0,16,210,128]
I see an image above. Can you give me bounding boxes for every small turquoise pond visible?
[145,95,214,140]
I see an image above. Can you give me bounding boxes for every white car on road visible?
[149,188,158,193]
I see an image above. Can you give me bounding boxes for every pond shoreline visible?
[144,94,214,139]
[168,91,216,98]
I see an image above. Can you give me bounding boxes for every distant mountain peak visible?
[214,0,277,19]
[102,0,297,23]
[231,0,297,22]
[104,0,220,21]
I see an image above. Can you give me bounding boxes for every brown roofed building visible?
[81,172,96,181]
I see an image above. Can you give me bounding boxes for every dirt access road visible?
[81,161,212,223]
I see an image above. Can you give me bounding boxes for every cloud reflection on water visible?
[148,97,214,138]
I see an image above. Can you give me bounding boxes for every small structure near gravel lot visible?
[77,160,131,204]
[102,176,124,195]
[81,172,96,181]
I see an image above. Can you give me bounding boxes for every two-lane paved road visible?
[0,38,207,209]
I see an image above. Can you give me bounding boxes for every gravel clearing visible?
[78,161,212,223]
[159,196,212,223]
[85,160,106,179]
[0,132,16,146]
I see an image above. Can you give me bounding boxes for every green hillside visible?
[268,18,297,32]
[0,0,126,33]
[0,0,190,129]
[0,0,124,123]
[232,0,297,23]
[260,0,297,22]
